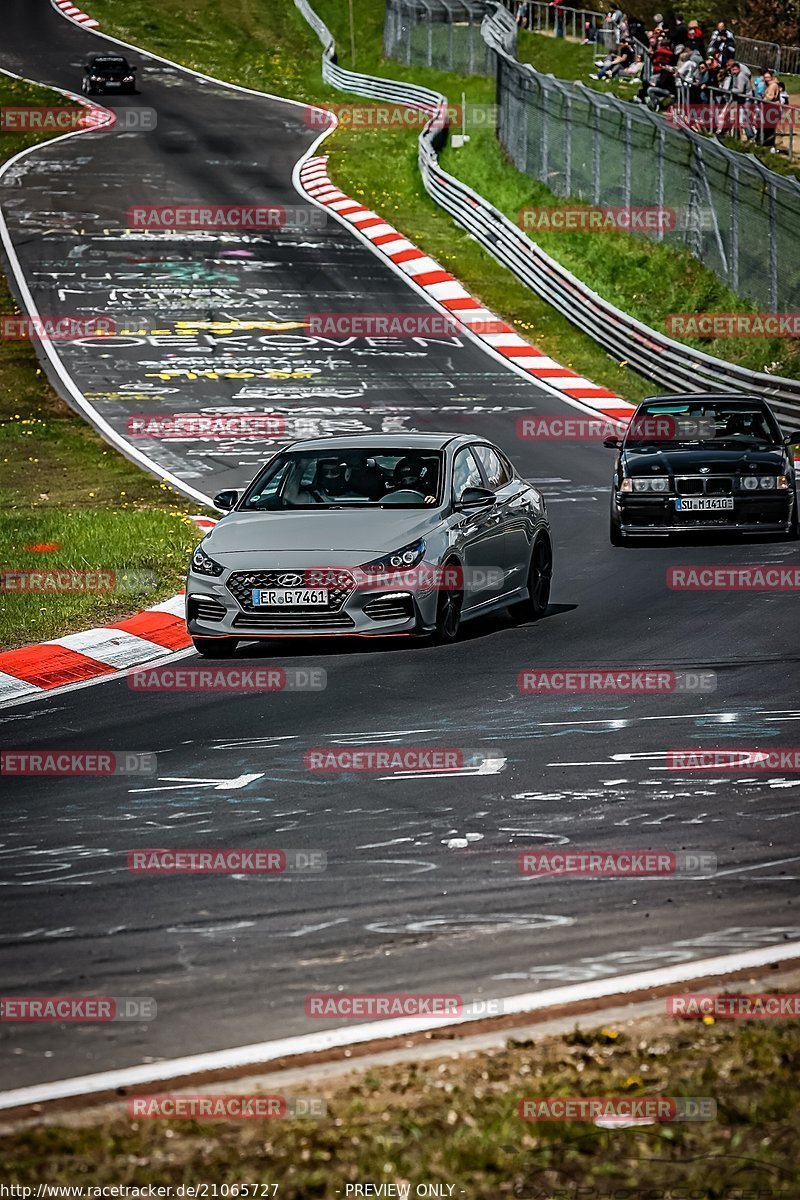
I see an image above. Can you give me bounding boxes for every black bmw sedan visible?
[605,393,800,543]
[81,55,137,96]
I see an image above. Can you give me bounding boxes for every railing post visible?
[656,125,665,242]
[730,159,739,294]
[541,75,549,180]
[768,179,778,313]
[564,92,572,194]
[592,95,601,204]
[623,111,631,209]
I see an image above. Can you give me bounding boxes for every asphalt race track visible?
[0,0,799,1093]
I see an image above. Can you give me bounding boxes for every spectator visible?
[760,69,782,151]
[753,69,767,99]
[637,62,677,110]
[708,21,736,67]
[628,16,647,45]
[720,61,754,140]
[549,0,565,39]
[582,17,602,44]
[591,38,636,80]
[677,48,703,90]
[686,20,705,56]
[670,13,689,47]
[652,35,676,71]
[697,54,721,101]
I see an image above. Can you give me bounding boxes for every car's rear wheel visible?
[509,534,552,622]
[610,501,626,546]
[433,562,463,644]
[192,637,239,658]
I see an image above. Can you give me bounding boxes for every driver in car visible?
[389,457,437,503]
[309,459,350,502]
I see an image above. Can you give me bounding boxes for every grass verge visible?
[0,75,203,650]
[87,0,800,391]
[1,1007,798,1194]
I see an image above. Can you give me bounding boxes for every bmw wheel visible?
[433,561,463,644]
[509,534,552,622]
[192,636,239,658]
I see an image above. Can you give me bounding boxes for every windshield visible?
[91,59,129,73]
[241,449,444,510]
[624,402,783,450]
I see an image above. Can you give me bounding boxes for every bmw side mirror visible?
[213,489,240,511]
[784,430,800,444]
[603,436,622,449]
[456,486,494,509]
[84,65,91,73]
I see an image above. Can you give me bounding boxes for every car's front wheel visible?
[432,562,463,644]
[787,498,800,540]
[509,533,552,622]
[192,636,239,658]
[610,500,626,546]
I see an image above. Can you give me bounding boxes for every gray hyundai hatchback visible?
[185,433,552,656]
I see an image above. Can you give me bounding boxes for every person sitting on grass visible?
[591,38,635,80]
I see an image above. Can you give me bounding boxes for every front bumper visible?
[616,493,794,535]
[186,567,440,639]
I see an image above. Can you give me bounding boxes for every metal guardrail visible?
[295,0,800,418]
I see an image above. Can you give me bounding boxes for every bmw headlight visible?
[630,477,669,493]
[740,476,788,491]
[191,543,224,577]
[361,538,426,574]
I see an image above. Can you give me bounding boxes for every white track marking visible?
[1,940,798,1111]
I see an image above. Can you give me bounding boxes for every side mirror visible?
[603,436,622,449]
[213,489,240,511]
[783,430,800,444]
[456,486,494,508]
[84,65,91,73]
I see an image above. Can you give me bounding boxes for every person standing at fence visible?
[720,62,754,141]
[760,69,782,151]
[549,0,565,38]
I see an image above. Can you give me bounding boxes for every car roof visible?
[280,433,482,452]
[639,393,771,407]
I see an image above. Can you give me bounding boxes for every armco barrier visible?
[295,0,800,421]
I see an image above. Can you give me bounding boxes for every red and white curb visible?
[0,594,188,704]
[51,0,99,27]
[297,156,635,425]
[0,517,215,705]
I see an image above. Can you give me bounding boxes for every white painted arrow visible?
[129,773,264,794]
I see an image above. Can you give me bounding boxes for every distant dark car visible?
[605,393,800,543]
[81,55,137,95]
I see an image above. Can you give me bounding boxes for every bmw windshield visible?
[624,402,784,451]
[241,448,444,509]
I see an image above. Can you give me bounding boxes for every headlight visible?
[191,544,224,577]
[629,477,669,493]
[361,538,426,574]
[740,476,788,491]
[123,75,134,82]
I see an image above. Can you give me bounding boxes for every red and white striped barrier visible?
[51,0,100,28]
[297,155,635,427]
